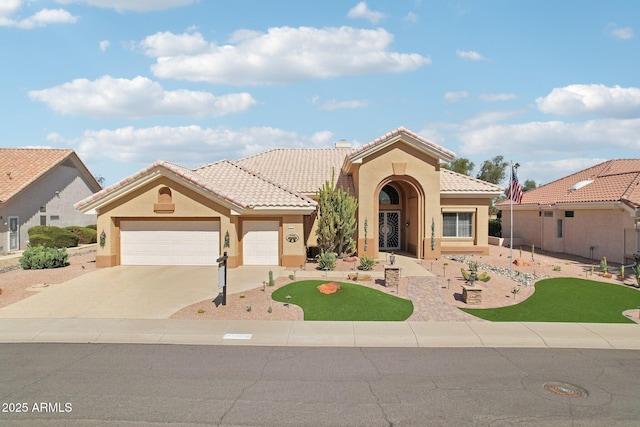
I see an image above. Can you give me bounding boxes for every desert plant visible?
[268,270,275,286]
[197,308,205,314]
[19,245,68,270]
[315,171,358,256]
[358,255,376,271]
[476,271,491,282]
[511,287,521,301]
[246,306,252,312]
[317,251,336,271]
[267,306,272,313]
[289,274,295,280]
[633,266,640,287]
[600,257,608,274]
[553,266,561,272]
[65,226,97,244]
[27,226,79,248]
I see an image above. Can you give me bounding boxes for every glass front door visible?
[8,216,19,251]
[379,211,400,250]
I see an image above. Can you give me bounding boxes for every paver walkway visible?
[406,276,483,322]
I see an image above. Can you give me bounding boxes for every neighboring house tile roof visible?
[0,148,93,204]
[235,148,355,194]
[440,169,504,194]
[497,159,640,208]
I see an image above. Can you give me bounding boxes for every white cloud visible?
[404,12,419,23]
[444,91,468,102]
[463,109,526,127]
[143,27,430,85]
[54,126,334,166]
[347,2,384,24]
[457,118,640,158]
[99,40,110,52]
[479,93,518,102]
[0,1,78,29]
[314,98,369,111]
[29,75,256,118]
[518,158,607,187]
[456,50,487,61]
[605,23,634,40]
[56,0,197,12]
[536,84,640,118]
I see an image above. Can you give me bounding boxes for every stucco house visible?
[497,159,640,265]
[0,148,102,253]
[75,128,503,268]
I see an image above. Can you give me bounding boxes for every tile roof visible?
[235,148,355,194]
[497,159,640,208]
[348,127,456,162]
[0,148,76,204]
[194,160,316,208]
[75,159,315,211]
[440,169,504,194]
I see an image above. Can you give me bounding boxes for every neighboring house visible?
[75,128,503,268]
[0,149,102,253]
[497,159,640,265]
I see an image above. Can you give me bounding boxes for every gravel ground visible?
[1,244,638,322]
[0,247,97,308]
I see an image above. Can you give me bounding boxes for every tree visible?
[315,172,358,256]
[523,179,537,192]
[443,158,475,176]
[476,155,509,184]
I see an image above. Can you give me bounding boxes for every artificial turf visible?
[271,280,414,321]
[461,278,640,323]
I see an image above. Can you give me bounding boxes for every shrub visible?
[19,245,68,270]
[86,224,97,230]
[317,251,336,271]
[488,218,502,237]
[27,226,79,248]
[65,226,97,244]
[358,255,376,271]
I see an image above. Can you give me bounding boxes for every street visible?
[1,344,639,426]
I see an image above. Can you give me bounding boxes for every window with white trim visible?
[443,212,473,237]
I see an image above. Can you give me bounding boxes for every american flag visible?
[506,165,523,203]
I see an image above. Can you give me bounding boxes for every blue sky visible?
[2,0,638,188]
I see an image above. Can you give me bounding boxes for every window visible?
[443,213,473,237]
[557,219,563,238]
[50,215,59,221]
[565,211,574,217]
[544,211,553,217]
[40,215,46,226]
[379,185,399,205]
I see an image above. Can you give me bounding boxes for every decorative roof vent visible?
[568,179,594,192]
[335,139,352,148]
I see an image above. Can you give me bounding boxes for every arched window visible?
[379,184,400,205]
[158,187,172,204]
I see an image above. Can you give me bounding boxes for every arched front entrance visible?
[374,176,425,258]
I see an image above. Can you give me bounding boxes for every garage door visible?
[243,221,279,265]
[120,221,219,266]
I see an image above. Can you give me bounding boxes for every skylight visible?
[569,180,594,191]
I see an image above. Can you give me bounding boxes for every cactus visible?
[268,270,275,286]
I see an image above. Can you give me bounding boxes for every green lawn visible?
[271,280,414,321]
[461,278,640,323]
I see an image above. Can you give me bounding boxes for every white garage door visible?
[243,221,279,265]
[120,221,219,266]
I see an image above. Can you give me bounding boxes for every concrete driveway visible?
[0,265,283,319]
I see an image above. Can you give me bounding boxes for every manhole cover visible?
[544,382,588,398]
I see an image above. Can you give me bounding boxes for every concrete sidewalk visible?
[0,318,638,349]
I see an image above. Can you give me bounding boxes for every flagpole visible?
[509,161,514,275]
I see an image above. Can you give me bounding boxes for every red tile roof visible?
[440,169,504,194]
[497,159,640,208]
[0,148,77,204]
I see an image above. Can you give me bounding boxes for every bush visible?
[86,224,97,230]
[27,226,79,248]
[488,218,502,237]
[65,226,97,244]
[19,245,68,269]
[317,251,336,271]
[358,255,376,271]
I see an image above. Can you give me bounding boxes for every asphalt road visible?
[0,344,639,426]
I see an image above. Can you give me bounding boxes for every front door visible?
[379,211,400,250]
[8,216,19,251]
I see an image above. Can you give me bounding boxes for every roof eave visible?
[441,191,504,199]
